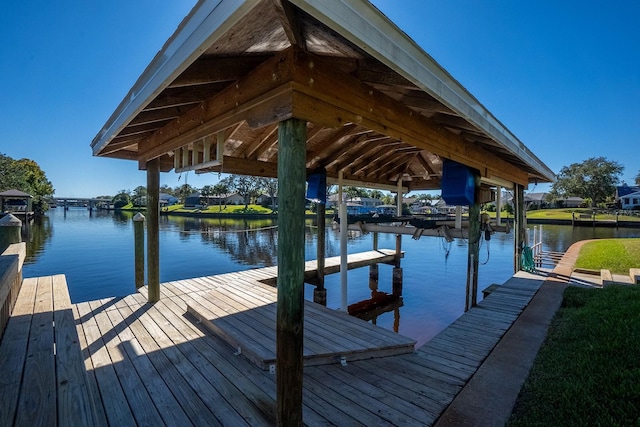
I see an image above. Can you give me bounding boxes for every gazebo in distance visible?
[0,189,33,221]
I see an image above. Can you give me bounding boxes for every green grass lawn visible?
[525,208,640,221]
[575,239,640,274]
[508,285,640,426]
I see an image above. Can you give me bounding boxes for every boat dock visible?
[0,243,549,426]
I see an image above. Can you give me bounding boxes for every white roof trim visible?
[91,0,261,156]
[290,0,555,183]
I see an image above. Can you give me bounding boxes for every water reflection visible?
[22,215,53,264]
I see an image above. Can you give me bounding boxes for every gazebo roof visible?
[91,0,554,191]
[0,189,32,198]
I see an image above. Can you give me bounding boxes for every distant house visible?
[350,197,383,211]
[620,191,640,210]
[159,193,178,206]
[184,192,203,207]
[525,192,548,209]
[224,193,245,205]
[256,193,277,206]
[616,185,640,209]
[561,197,585,208]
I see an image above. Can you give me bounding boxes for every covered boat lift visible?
[91,0,554,424]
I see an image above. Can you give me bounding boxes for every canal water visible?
[21,208,640,346]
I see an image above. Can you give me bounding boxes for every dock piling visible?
[0,214,21,253]
[133,213,145,289]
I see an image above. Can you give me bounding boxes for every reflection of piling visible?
[369,264,379,287]
[392,267,403,296]
[0,214,22,253]
[133,213,145,289]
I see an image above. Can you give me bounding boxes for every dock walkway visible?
[1,260,547,425]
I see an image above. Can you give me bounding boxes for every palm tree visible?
[212,182,229,212]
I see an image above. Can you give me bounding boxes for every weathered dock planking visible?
[0,276,98,427]
[185,282,416,370]
[0,266,546,425]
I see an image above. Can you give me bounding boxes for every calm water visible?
[21,208,640,346]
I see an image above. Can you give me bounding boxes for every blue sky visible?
[1,1,638,197]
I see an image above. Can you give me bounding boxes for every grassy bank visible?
[508,285,640,425]
[526,208,640,222]
[575,238,640,274]
[120,203,334,216]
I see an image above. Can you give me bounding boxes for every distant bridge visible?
[51,197,113,210]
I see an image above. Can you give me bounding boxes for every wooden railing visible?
[0,242,25,342]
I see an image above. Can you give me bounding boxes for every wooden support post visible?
[514,184,525,272]
[395,234,402,268]
[147,157,160,303]
[465,177,481,311]
[276,118,306,427]
[338,171,348,312]
[314,202,326,306]
[455,206,462,229]
[372,231,378,251]
[392,267,403,296]
[0,214,21,253]
[396,179,403,216]
[316,202,325,290]
[496,185,502,225]
[133,213,145,289]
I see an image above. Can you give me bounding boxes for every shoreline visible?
[108,207,640,228]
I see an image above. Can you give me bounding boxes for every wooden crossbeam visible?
[288,50,529,186]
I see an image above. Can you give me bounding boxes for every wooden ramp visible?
[185,280,416,370]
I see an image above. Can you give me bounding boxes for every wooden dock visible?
[1,260,546,425]
[185,282,415,370]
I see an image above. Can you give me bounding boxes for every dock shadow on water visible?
[22,208,640,346]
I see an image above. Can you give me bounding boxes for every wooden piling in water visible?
[465,195,481,311]
[133,213,145,289]
[514,184,525,272]
[0,214,21,253]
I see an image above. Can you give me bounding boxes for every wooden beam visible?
[288,51,529,186]
[272,0,305,49]
[137,50,297,163]
[306,124,359,170]
[276,118,306,426]
[195,155,278,178]
[168,56,269,88]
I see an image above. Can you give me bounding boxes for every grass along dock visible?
[1,245,547,426]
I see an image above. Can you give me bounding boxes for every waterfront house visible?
[617,185,640,209]
[159,192,179,206]
[620,190,640,210]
